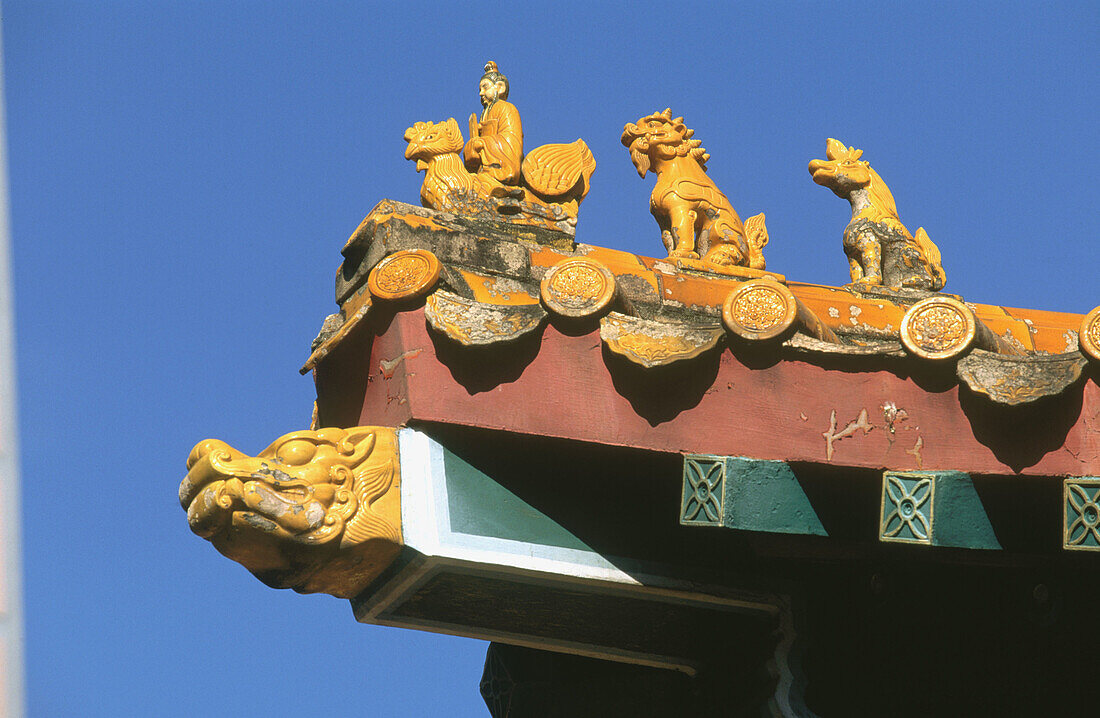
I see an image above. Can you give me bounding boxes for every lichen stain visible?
[379,348,424,379]
[481,278,512,302]
[823,408,874,461]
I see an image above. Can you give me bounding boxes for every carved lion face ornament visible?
[621,109,706,178]
[179,427,402,597]
[181,428,378,544]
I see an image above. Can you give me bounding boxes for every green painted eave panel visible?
[724,457,827,536]
[881,470,1002,550]
[443,447,593,552]
[681,454,827,537]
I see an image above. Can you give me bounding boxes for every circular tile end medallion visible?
[367,249,442,301]
[722,279,797,341]
[540,258,616,318]
[900,296,976,360]
[1079,306,1100,362]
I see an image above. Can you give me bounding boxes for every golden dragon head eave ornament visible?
[180,427,402,598]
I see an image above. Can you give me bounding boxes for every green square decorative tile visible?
[1064,478,1100,551]
[880,472,935,545]
[681,455,725,526]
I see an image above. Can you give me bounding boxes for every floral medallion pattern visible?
[681,456,725,526]
[1064,478,1100,551]
[880,472,934,544]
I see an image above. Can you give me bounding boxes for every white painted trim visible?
[397,427,440,553]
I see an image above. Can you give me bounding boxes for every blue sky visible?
[6,2,1097,715]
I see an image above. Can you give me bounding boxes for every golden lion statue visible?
[180,427,402,598]
[405,118,595,226]
[621,109,768,270]
[809,138,945,291]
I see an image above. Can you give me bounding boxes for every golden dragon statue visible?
[809,138,945,291]
[179,427,402,598]
[621,109,769,272]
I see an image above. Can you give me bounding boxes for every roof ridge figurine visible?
[809,138,946,291]
[621,109,770,276]
[403,61,595,235]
